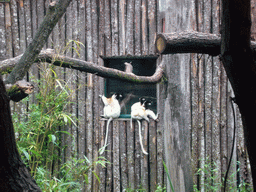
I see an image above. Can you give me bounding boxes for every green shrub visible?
[13,65,108,191]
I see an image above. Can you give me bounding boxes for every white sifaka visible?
[99,93,122,155]
[130,98,159,155]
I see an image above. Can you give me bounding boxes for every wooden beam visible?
[156,31,221,55]
[156,31,256,56]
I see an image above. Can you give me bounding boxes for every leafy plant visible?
[13,65,108,191]
[193,158,253,192]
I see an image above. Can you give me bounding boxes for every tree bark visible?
[156,31,221,55]
[0,75,41,191]
[156,31,256,56]
[0,49,165,84]
[220,0,256,190]
[6,0,72,84]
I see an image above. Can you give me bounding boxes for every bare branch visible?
[6,0,72,84]
[0,49,165,84]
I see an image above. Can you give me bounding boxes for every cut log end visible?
[156,35,167,54]
[6,80,34,102]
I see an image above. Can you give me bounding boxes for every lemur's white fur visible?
[130,98,159,155]
[99,94,121,155]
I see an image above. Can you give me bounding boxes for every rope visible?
[223,97,237,192]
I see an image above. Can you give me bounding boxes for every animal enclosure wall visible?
[159,0,253,191]
[0,0,163,191]
[0,0,253,191]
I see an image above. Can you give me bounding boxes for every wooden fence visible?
[0,0,253,191]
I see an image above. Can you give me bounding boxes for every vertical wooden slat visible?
[99,120,107,192]
[156,2,164,184]
[113,120,120,191]
[105,122,113,192]
[0,3,6,60]
[149,120,157,191]
[203,3,212,190]
[119,0,126,55]
[156,71,164,188]
[211,0,221,188]
[24,0,32,47]
[196,6,206,190]
[120,120,128,191]
[111,0,118,56]
[91,0,101,191]
[134,0,141,56]
[10,0,19,56]
[18,0,26,52]
[111,1,120,187]
[141,0,148,55]
[204,56,213,183]
[148,0,157,54]
[127,120,135,189]
[220,64,228,184]
[76,1,87,190]
[77,0,86,160]
[5,2,13,58]
[212,58,221,187]
[126,0,134,55]
[37,0,45,48]
[85,0,94,191]
[191,53,199,186]
[98,0,106,190]
[64,0,74,163]
[71,0,78,159]
[103,1,112,191]
[141,121,149,191]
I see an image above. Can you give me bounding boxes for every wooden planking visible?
[2,0,253,191]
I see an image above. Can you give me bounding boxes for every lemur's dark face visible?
[114,93,123,100]
[144,100,152,109]
[139,97,146,105]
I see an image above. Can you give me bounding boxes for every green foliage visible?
[193,158,253,192]
[35,156,109,191]
[13,65,108,191]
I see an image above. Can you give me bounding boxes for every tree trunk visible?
[220,0,256,189]
[0,75,41,191]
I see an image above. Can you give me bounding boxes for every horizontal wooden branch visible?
[156,31,256,56]
[0,49,165,84]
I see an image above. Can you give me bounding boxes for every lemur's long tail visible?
[137,120,148,155]
[99,117,113,155]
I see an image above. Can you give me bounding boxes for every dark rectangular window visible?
[102,56,158,118]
